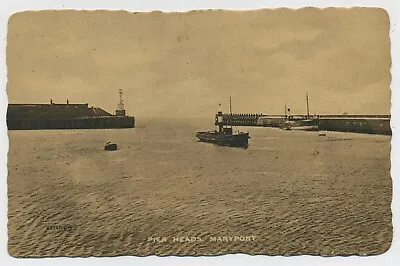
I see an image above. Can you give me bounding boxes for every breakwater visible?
[7,103,135,130]
[214,113,262,126]
[7,116,135,130]
[318,116,391,135]
[215,113,391,135]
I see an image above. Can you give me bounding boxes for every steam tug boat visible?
[196,98,250,148]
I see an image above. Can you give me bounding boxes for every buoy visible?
[104,142,118,151]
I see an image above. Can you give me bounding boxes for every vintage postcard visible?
[6,7,392,257]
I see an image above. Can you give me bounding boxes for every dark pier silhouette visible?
[7,90,135,130]
[214,113,262,126]
[215,113,391,135]
[7,101,135,130]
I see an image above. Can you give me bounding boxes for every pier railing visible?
[215,113,262,126]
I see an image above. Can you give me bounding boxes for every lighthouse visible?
[217,103,224,132]
[115,88,126,116]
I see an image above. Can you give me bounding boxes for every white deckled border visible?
[0,1,398,266]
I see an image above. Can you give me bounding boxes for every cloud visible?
[7,8,390,117]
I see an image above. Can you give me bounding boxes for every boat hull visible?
[282,125,319,131]
[280,119,319,131]
[196,131,250,148]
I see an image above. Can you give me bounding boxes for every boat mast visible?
[306,92,310,118]
[284,102,287,119]
[229,96,233,129]
[229,96,232,115]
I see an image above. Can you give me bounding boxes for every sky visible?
[6,8,391,118]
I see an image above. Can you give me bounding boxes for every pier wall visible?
[7,103,108,120]
[7,103,135,130]
[7,116,135,130]
[256,116,285,127]
[318,118,391,135]
[215,113,261,126]
[215,113,391,135]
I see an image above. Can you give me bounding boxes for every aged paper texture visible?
[6,8,392,257]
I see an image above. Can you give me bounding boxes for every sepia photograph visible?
[4,5,393,259]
